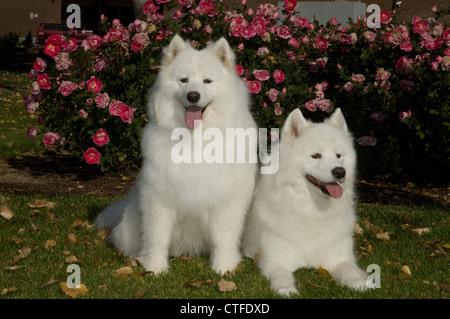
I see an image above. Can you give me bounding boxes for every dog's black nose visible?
[187,92,200,103]
[332,167,346,179]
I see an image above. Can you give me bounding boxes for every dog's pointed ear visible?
[210,37,236,71]
[327,108,349,134]
[161,35,190,68]
[282,108,308,141]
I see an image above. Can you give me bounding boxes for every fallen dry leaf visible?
[376,231,391,241]
[0,205,14,220]
[402,265,412,276]
[185,277,213,288]
[13,247,31,263]
[67,233,77,243]
[96,228,112,240]
[1,287,18,296]
[70,219,83,228]
[66,255,79,263]
[44,239,57,249]
[113,266,133,278]
[217,278,236,292]
[40,278,59,288]
[11,237,24,245]
[135,289,147,299]
[411,227,430,235]
[317,266,331,277]
[354,223,364,236]
[60,282,88,298]
[27,199,56,209]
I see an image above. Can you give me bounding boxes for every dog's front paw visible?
[137,255,169,274]
[210,251,241,274]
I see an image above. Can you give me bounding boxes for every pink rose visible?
[422,36,443,50]
[46,34,65,46]
[288,37,299,47]
[284,0,298,11]
[198,0,214,14]
[120,105,137,124]
[273,69,285,84]
[36,73,51,90]
[109,100,125,116]
[33,58,47,72]
[375,68,391,82]
[79,109,88,118]
[64,38,78,52]
[86,34,103,51]
[357,136,377,146]
[95,93,110,108]
[252,17,266,36]
[277,25,293,39]
[399,110,412,120]
[44,43,61,58]
[84,147,101,165]
[235,64,244,76]
[58,81,77,96]
[43,132,60,146]
[345,33,357,45]
[344,82,353,92]
[253,69,270,81]
[54,52,71,71]
[26,101,39,114]
[256,47,269,57]
[93,129,110,147]
[313,36,328,52]
[179,0,192,8]
[363,31,376,42]
[396,56,414,72]
[86,76,103,93]
[131,33,150,52]
[413,19,429,34]
[247,80,261,94]
[400,42,413,52]
[380,11,392,24]
[351,74,365,83]
[329,17,339,26]
[240,25,256,39]
[266,88,280,102]
[27,126,38,140]
[128,19,148,33]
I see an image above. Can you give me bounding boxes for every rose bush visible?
[25,0,449,179]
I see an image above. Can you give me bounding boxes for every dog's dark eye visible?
[336,153,341,159]
[203,79,212,84]
[311,153,321,159]
[180,78,189,83]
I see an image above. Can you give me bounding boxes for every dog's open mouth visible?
[306,174,343,199]
[185,105,207,129]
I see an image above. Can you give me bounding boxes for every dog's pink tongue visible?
[325,183,343,199]
[185,106,202,129]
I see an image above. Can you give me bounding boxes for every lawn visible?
[0,57,448,301]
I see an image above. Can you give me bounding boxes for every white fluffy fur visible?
[95,35,257,274]
[242,108,368,295]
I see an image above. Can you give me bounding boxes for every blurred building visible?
[0,0,448,38]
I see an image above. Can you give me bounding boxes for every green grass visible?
[0,194,448,299]
[0,70,38,158]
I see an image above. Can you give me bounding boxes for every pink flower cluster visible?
[305,81,333,113]
[109,101,137,124]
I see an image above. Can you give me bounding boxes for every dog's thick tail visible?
[94,198,128,230]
